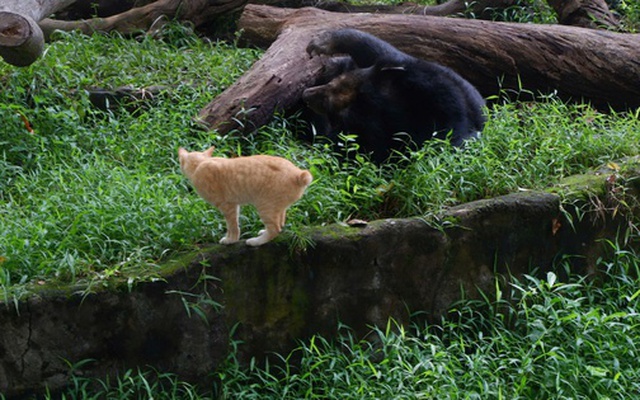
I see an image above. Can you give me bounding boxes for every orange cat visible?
[178,146,313,246]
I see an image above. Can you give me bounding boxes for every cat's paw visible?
[220,236,239,245]
[246,236,271,247]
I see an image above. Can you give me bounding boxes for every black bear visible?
[302,29,486,163]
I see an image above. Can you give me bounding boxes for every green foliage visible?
[346,0,557,23]
[49,243,640,399]
[612,0,640,31]
[0,14,637,400]
[54,366,207,399]
[1,23,640,289]
[0,26,260,286]
[211,244,640,399]
[484,0,556,23]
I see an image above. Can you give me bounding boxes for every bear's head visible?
[302,64,406,116]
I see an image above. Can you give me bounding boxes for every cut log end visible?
[0,11,44,66]
[0,11,32,46]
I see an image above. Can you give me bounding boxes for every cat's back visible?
[197,154,311,190]
[248,154,303,173]
[184,150,312,206]
[234,155,312,187]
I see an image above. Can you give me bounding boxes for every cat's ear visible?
[178,147,187,157]
[204,146,215,156]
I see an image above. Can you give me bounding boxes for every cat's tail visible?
[297,170,313,187]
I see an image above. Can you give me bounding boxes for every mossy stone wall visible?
[2,159,639,398]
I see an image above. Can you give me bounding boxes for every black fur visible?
[302,29,486,163]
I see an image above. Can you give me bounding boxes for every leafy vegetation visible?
[211,246,640,399]
[351,0,639,30]
[43,244,640,399]
[610,0,640,31]
[1,4,639,398]
[1,26,639,289]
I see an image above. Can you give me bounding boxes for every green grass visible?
[0,27,261,286]
[1,23,640,289]
[1,6,639,400]
[611,0,640,31]
[44,242,640,399]
[213,244,640,399]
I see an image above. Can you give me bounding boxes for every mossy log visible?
[197,5,640,135]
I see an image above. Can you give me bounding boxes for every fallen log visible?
[48,0,618,32]
[310,0,517,19]
[39,0,247,39]
[197,5,640,134]
[0,0,76,66]
[40,0,479,40]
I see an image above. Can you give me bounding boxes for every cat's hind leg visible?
[278,209,287,231]
[219,204,241,244]
[256,210,286,235]
[246,209,284,246]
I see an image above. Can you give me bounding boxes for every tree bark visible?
[288,0,518,19]
[198,5,640,134]
[45,0,619,36]
[39,0,248,39]
[0,0,76,66]
[41,0,520,41]
[547,0,618,29]
[197,26,325,133]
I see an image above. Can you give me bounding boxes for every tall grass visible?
[46,242,640,399]
[0,9,639,400]
[1,24,640,288]
[210,245,640,399]
[0,27,261,286]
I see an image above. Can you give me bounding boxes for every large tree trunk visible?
[0,0,76,66]
[198,25,324,133]
[197,5,640,134]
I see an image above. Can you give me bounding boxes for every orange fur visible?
[178,146,312,246]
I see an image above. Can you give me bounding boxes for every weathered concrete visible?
[1,159,639,398]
